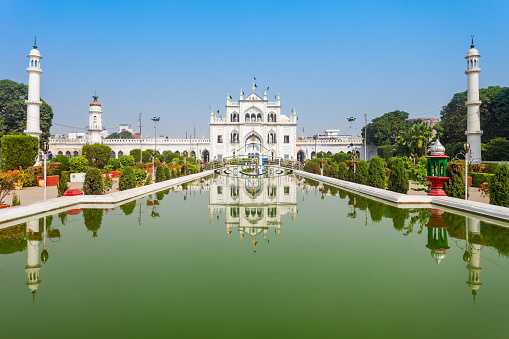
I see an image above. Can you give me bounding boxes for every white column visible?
[465,42,482,163]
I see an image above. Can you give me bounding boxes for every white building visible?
[209,84,297,162]
[118,124,135,134]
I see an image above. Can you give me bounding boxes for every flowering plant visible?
[0,172,16,204]
[479,183,490,199]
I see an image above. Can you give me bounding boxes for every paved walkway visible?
[407,182,489,203]
[3,180,119,207]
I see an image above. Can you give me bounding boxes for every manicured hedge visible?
[471,173,494,188]
[1,135,39,170]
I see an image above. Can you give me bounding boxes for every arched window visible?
[111,151,116,159]
[245,114,250,122]
[257,113,262,122]
[73,151,79,157]
[65,151,71,159]
[190,151,196,158]
[231,132,239,143]
[311,151,316,159]
[58,151,63,155]
[35,60,37,67]
[118,151,124,157]
[251,114,256,122]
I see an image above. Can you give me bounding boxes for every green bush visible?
[164,167,171,180]
[377,145,394,160]
[144,173,152,185]
[488,164,509,207]
[82,143,112,169]
[106,158,121,171]
[303,161,320,174]
[120,155,134,167]
[471,173,494,188]
[388,157,409,193]
[443,165,467,199]
[1,135,39,170]
[50,154,70,172]
[133,168,147,185]
[11,192,20,206]
[61,171,71,182]
[57,173,69,197]
[337,162,349,180]
[484,137,509,161]
[119,166,136,191]
[155,165,165,182]
[367,157,386,189]
[130,149,142,163]
[483,163,500,174]
[82,167,103,195]
[83,208,103,237]
[142,150,152,163]
[354,160,368,184]
[70,156,89,173]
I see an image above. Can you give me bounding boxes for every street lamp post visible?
[41,142,49,201]
[152,150,156,183]
[151,117,160,183]
[463,142,470,201]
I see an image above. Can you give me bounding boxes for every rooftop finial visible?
[470,35,475,49]
[33,36,37,49]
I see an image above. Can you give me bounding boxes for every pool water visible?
[1,175,509,338]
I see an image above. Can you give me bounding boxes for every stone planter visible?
[70,173,86,182]
[64,189,83,196]
[109,171,119,178]
[0,204,10,209]
[37,175,59,187]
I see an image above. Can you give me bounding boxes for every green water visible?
[1,175,509,338]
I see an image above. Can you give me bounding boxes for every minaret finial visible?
[470,35,475,49]
[33,36,37,49]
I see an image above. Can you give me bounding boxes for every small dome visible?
[90,94,101,106]
[431,249,446,265]
[467,48,479,56]
[429,139,445,155]
[28,48,41,57]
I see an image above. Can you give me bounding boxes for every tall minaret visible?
[87,94,103,144]
[465,37,482,163]
[24,38,43,139]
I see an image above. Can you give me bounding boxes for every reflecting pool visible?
[2,175,509,338]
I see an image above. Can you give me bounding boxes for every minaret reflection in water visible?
[25,219,42,302]
[464,217,482,304]
[208,175,298,252]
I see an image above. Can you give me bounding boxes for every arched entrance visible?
[297,149,305,162]
[202,150,209,162]
[245,134,262,158]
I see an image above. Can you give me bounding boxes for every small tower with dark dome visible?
[87,94,103,144]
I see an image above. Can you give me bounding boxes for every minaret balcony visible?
[465,67,481,74]
[87,125,103,131]
[25,100,42,106]
[26,67,43,74]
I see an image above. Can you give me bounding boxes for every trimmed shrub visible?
[119,166,136,191]
[61,171,71,182]
[488,164,509,207]
[1,135,39,170]
[142,150,152,163]
[483,163,500,174]
[354,160,368,184]
[83,208,104,237]
[443,165,467,199]
[50,154,70,171]
[57,173,69,197]
[82,144,112,168]
[337,162,349,180]
[70,156,89,173]
[130,149,142,163]
[144,173,152,185]
[164,167,171,180]
[388,157,409,193]
[82,167,103,195]
[303,161,320,174]
[471,173,494,188]
[120,155,134,167]
[133,168,147,185]
[106,158,121,171]
[11,192,20,206]
[367,157,386,189]
[155,165,165,182]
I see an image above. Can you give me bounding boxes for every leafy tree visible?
[155,165,165,182]
[489,164,509,207]
[130,149,142,162]
[0,79,54,146]
[105,158,121,171]
[330,152,350,164]
[106,130,133,139]
[483,137,509,161]
[82,143,112,168]
[445,141,465,158]
[353,160,368,184]
[337,162,349,180]
[366,157,386,189]
[363,110,411,146]
[119,166,136,191]
[82,168,103,195]
[397,121,433,158]
[388,157,409,193]
[1,135,39,170]
[303,161,320,174]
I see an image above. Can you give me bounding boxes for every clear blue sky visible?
[2,0,508,139]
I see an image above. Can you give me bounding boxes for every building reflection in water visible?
[425,209,450,265]
[208,175,298,252]
[25,219,42,302]
[465,217,482,304]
